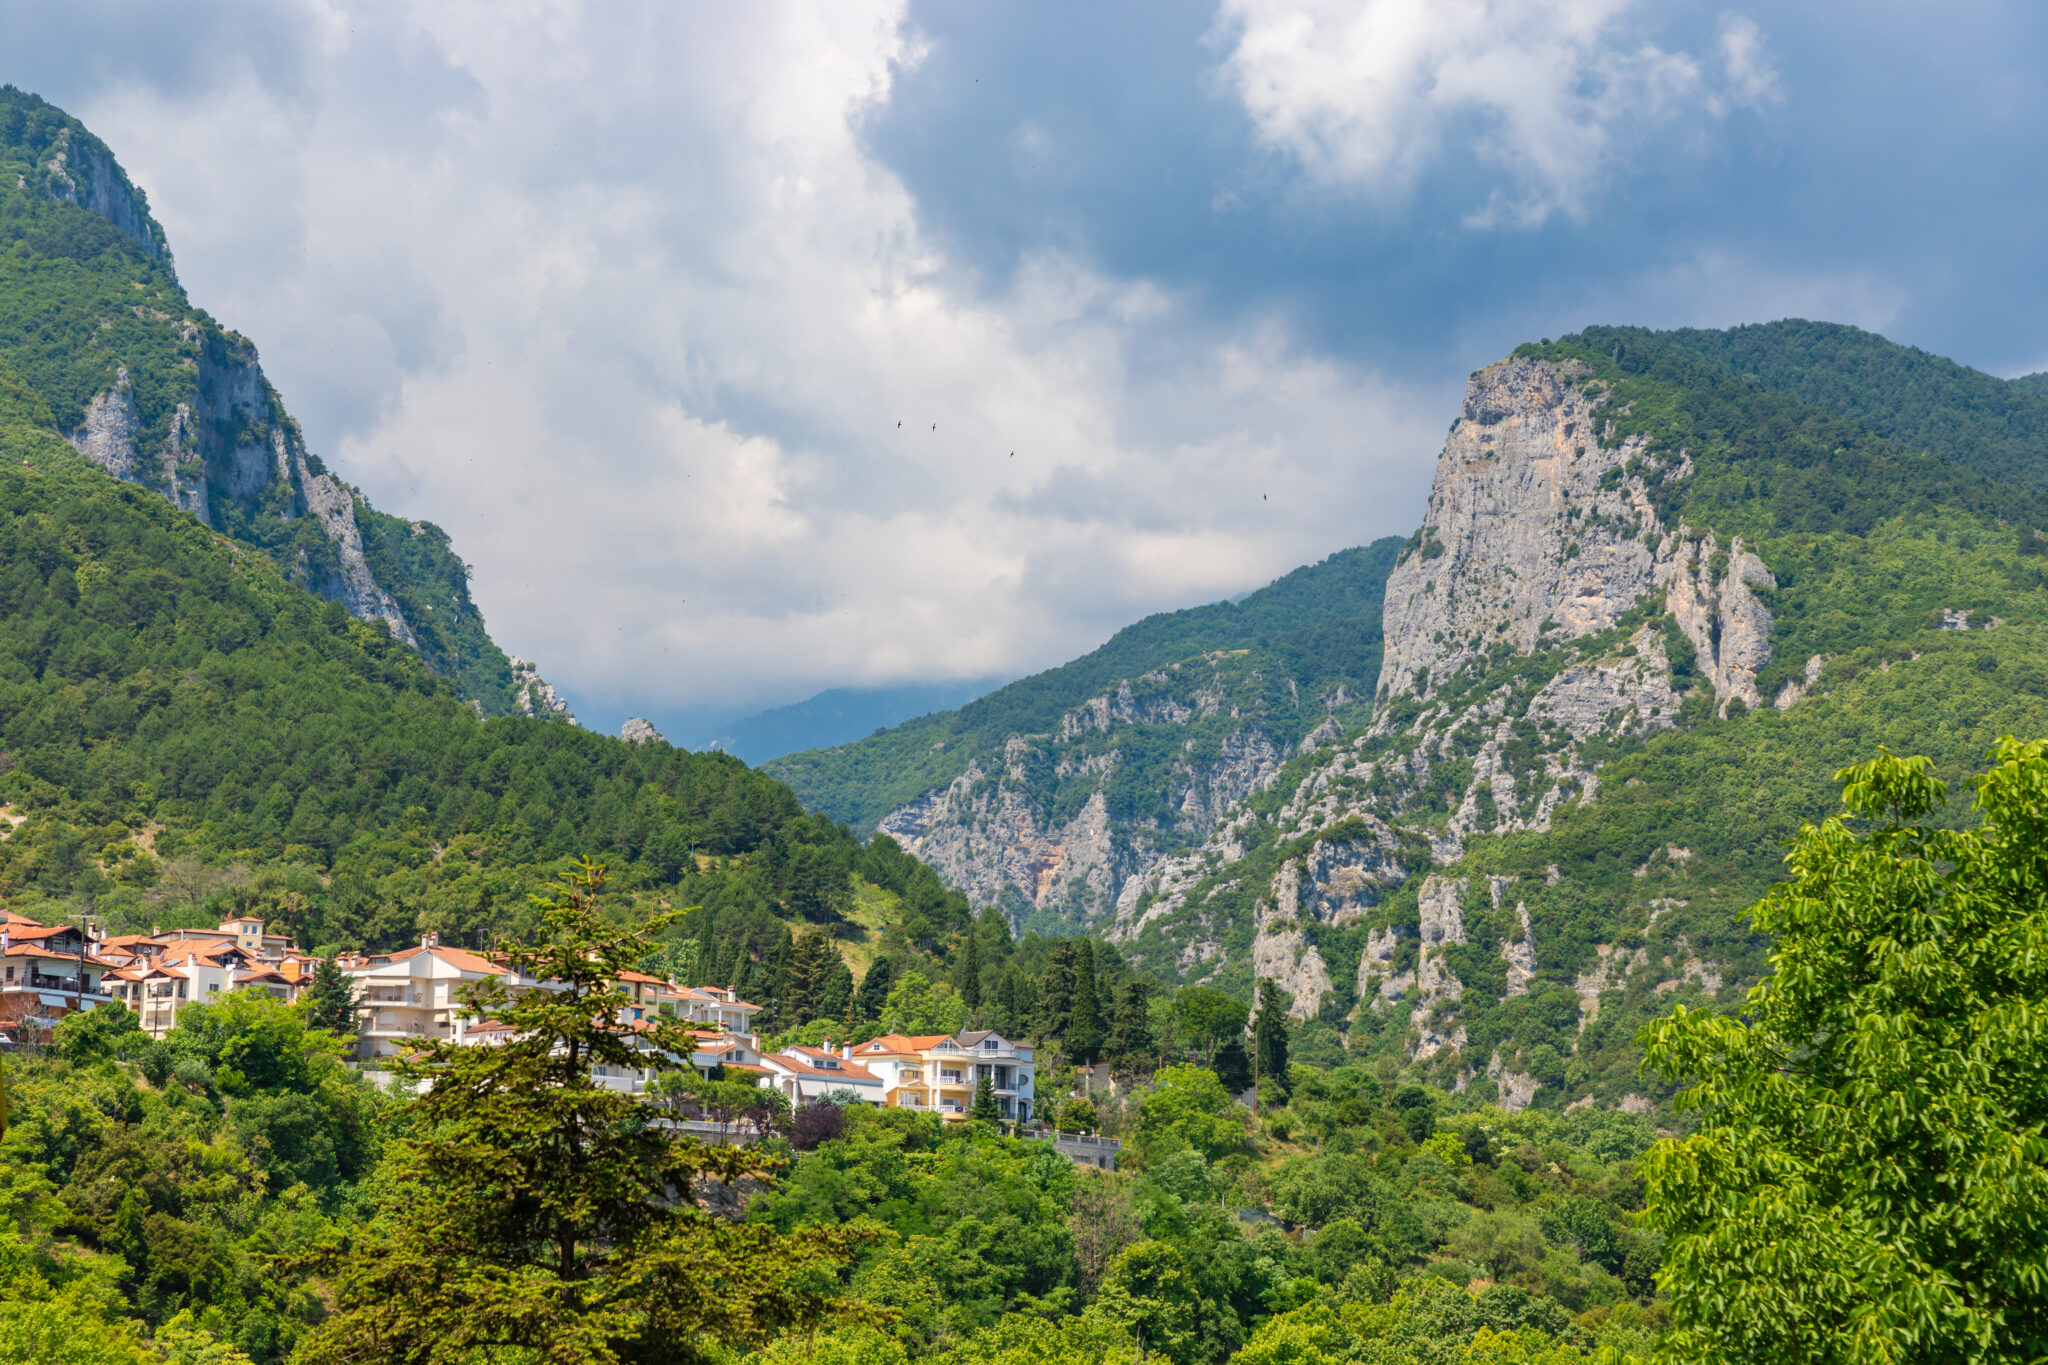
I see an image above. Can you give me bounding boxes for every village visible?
[0,908,1119,1169]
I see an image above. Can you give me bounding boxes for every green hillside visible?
[768,538,1403,834]
[0,86,518,711]
[1597,319,2048,492]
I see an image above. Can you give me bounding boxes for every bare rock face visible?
[512,658,577,724]
[1254,822,1410,1017]
[620,717,665,745]
[1663,533,1776,712]
[1379,357,1660,706]
[882,656,1293,929]
[36,125,165,259]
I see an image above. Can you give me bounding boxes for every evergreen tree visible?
[304,956,359,1035]
[1253,981,1290,1098]
[959,931,983,1015]
[693,909,721,986]
[993,967,1024,1037]
[298,860,867,1364]
[853,956,894,1024]
[1107,979,1154,1069]
[971,1073,1001,1123]
[1212,1038,1253,1095]
[817,958,854,1025]
[1066,940,1103,1065]
[1038,942,1076,1042]
[781,929,842,1026]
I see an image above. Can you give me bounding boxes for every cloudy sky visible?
[7,1,2045,739]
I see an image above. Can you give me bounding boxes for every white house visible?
[760,1045,887,1107]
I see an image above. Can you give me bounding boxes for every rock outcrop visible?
[621,717,665,745]
[512,659,577,723]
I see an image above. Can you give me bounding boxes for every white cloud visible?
[55,0,1447,728]
[1213,0,1773,227]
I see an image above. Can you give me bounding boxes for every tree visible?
[1639,743,2048,1364]
[971,1073,1001,1123]
[1133,1065,1248,1168]
[853,956,893,1024]
[303,956,358,1035]
[1107,980,1154,1070]
[1173,988,1248,1064]
[297,860,868,1365]
[877,970,967,1037]
[1038,943,1076,1041]
[1252,982,1289,1100]
[1066,940,1103,1065]
[959,932,983,1015]
[52,1001,141,1065]
[1210,1039,1252,1096]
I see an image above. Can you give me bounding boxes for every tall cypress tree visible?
[1038,942,1076,1042]
[1066,939,1103,1065]
[1254,980,1291,1098]
[1107,979,1154,1068]
[959,932,983,1015]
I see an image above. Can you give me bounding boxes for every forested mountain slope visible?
[808,322,2048,1111]
[767,540,1402,934]
[0,86,527,713]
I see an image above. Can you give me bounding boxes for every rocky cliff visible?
[1037,331,2048,1112]
[0,87,524,713]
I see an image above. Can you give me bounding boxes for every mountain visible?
[791,321,2048,1108]
[0,86,531,714]
[704,678,1004,764]
[766,538,1403,934]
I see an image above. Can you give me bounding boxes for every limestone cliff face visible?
[512,659,577,724]
[878,655,1296,928]
[65,341,417,645]
[1104,354,1767,1081]
[1378,358,1661,704]
[32,123,168,259]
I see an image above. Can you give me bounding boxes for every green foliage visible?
[299,860,871,1364]
[1639,742,2048,1363]
[1134,1065,1250,1168]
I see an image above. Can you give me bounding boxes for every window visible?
[983,1039,999,1051]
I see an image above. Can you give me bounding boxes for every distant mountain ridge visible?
[0,85,528,713]
[767,539,1403,934]
[704,678,1003,765]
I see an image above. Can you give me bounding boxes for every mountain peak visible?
[0,85,168,262]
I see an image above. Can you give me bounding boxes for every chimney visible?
[422,931,440,949]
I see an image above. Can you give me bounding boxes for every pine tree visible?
[305,956,359,1035]
[1066,939,1103,1065]
[971,1072,1001,1123]
[781,929,842,1026]
[1253,980,1291,1098]
[297,860,868,1364]
[854,956,893,1024]
[1107,979,1154,1069]
[817,958,854,1024]
[959,931,983,1015]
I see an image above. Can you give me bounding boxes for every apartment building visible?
[846,1029,1036,1121]
[339,937,550,1061]
[0,912,117,1036]
[106,941,270,1038]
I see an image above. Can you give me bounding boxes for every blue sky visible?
[4,1,2044,741]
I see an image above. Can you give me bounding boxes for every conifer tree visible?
[971,1073,1001,1123]
[1107,979,1154,1070]
[959,931,983,1015]
[853,956,893,1024]
[304,956,359,1035]
[1066,940,1103,1065]
[817,958,854,1025]
[1253,981,1290,1098]
[298,859,868,1364]
[1039,942,1076,1042]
